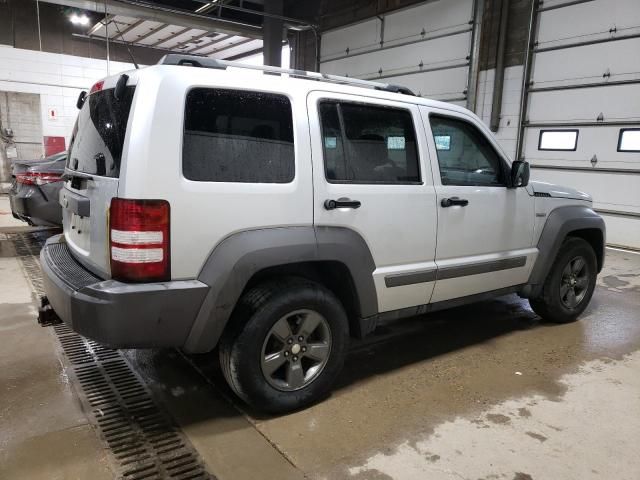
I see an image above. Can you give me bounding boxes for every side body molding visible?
[522,205,605,297]
[183,226,378,353]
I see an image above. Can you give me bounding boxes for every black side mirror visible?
[510,160,530,188]
[76,91,87,110]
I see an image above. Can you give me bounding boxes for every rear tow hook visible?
[38,296,62,327]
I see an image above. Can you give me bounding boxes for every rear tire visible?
[529,237,597,323]
[219,277,349,414]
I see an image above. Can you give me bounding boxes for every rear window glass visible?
[183,88,295,183]
[68,86,135,178]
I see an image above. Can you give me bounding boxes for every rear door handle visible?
[324,198,362,210]
[441,197,469,207]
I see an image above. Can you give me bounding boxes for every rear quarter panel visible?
[118,67,314,280]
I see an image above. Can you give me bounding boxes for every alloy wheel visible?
[260,309,332,391]
[560,255,590,308]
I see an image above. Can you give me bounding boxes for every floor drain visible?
[9,231,214,480]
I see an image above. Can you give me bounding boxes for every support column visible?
[263,0,284,66]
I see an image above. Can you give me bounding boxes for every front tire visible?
[219,278,349,413]
[529,237,597,323]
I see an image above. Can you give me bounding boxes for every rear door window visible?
[68,87,135,178]
[183,89,295,183]
[319,101,421,184]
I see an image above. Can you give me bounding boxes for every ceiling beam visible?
[172,31,216,50]
[226,46,263,61]
[87,13,110,35]
[184,34,233,54]
[133,23,169,43]
[150,26,191,47]
[39,0,262,38]
[111,18,145,40]
[202,37,255,57]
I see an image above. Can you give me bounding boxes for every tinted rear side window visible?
[183,89,295,183]
[319,101,420,184]
[68,86,135,178]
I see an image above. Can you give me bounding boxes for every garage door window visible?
[429,115,505,187]
[617,129,640,153]
[183,89,294,183]
[538,130,579,151]
[319,101,421,184]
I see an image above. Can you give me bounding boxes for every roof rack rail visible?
[158,54,416,96]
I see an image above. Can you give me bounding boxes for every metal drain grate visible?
[10,232,214,480]
[11,231,50,297]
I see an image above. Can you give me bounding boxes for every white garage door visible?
[521,0,640,249]
[319,0,476,107]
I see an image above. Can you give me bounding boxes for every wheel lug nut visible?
[287,338,293,344]
[284,351,289,357]
[302,346,307,352]
[292,356,298,362]
[298,336,304,342]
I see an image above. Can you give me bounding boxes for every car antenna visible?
[112,20,139,69]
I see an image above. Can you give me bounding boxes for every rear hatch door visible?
[62,79,135,278]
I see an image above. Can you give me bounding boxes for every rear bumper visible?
[40,235,209,348]
[9,183,63,226]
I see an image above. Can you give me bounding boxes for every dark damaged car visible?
[9,151,66,227]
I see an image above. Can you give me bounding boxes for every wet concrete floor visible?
[126,247,640,480]
[1,196,639,479]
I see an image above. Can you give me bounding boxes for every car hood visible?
[530,180,592,202]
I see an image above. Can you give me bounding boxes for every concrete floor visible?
[1,194,639,480]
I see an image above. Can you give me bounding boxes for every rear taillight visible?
[16,172,62,185]
[109,198,170,282]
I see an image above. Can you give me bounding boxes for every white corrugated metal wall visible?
[319,0,476,107]
[520,0,640,249]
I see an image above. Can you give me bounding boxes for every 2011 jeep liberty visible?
[41,55,605,413]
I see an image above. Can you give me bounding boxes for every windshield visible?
[67,86,135,178]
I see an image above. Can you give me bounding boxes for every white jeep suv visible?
[41,55,605,413]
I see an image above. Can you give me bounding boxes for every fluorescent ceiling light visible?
[196,1,219,13]
[70,13,90,26]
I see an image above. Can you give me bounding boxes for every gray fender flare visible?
[523,205,605,297]
[183,226,377,353]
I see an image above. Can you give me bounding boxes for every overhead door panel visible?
[537,0,640,48]
[532,37,640,87]
[520,0,640,249]
[377,67,470,101]
[383,0,473,47]
[527,84,640,123]
[320,32,471,79]
[321,18,381,60]
[524,126,639,170]
[320,0,475,103]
